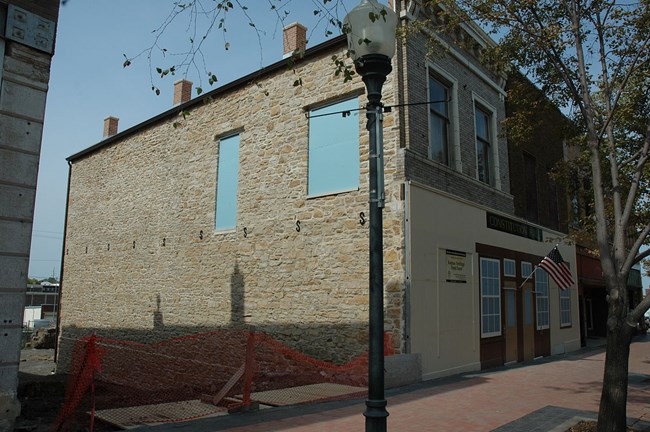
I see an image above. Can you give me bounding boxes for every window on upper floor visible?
[475,105,493,185]
[429,75,451,165]
[548,169,560,230]
[308,97,360,196]
[524,153,539,223]
[215,134,240,230]
[522,261,533,279]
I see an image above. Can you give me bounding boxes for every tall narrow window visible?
[536,268,550,330]
[215,134,240,230]
[475,106,492,185]
[308,98,360,196]
[429,75,450,165]
[480,258,501,338]
[548,173,560,230]
[559,287,572,327]
[524,153,539,223]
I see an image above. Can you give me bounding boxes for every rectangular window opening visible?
[480,257,501,338]
[560,288,572,327]
[503,258,516,277]
[215,134,240,230]
[524,153,539,223]
[308,98,360,196]
[536,269,550,330]
[475,106,492,185]
[429,74,451,165]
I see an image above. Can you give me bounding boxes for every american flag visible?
[539,246,574,290]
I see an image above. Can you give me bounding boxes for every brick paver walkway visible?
[140,336,650,432]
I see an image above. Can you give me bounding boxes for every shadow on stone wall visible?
[230,261,246,325]
[153,293,164,330]
[58,261,369,373]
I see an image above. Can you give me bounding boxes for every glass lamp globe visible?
[344,0,398,60]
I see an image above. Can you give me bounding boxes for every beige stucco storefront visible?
[405,182,581,380]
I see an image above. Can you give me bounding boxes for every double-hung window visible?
[429,75,451,165]
[480,258,501,337]
[559,287,572,327]
[536,268,550,329]
[524,153,539,223]
[215,134,240,230]
[308,98,360,196]
[475,106,492,185]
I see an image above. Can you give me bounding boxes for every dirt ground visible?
[15,349,65,432]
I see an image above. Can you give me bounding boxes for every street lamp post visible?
[344,2,397,432]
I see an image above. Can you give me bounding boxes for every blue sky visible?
[28,0,356,279]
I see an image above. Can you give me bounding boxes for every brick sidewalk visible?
[138,336,650,432]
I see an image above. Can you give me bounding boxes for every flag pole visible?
[518,265,538,289]
[519,244,561,289]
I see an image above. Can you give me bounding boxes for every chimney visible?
[283,22,307,58]
[103,116,119,138]
[173,79,193,106]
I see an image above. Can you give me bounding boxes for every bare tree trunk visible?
[597,292,635,432]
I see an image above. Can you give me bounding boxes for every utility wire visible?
[306,98,449,119]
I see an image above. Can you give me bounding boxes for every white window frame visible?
[427,63,461,171]
[480,257,501,338]
[521,261,533,279]
[536,268,550,330]
[559,288,572,328]
[472,93,500,189]
[503,258,516,277]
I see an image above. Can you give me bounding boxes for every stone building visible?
[58,2,580,380]
[0,1,59,430]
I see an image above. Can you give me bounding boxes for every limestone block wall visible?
[59,42,407,367]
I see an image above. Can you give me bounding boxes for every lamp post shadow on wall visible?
[344,2,397,431]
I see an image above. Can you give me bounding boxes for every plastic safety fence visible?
[53,329,396,431]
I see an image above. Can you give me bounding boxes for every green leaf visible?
[196,87,203,95]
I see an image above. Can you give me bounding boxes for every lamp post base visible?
[365,398,389,432]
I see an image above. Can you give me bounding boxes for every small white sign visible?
[446,249,468,283]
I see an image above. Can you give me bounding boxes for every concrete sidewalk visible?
[136,336,650,432]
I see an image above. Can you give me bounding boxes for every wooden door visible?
[522,282,535,361]
[504,286,518,363]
